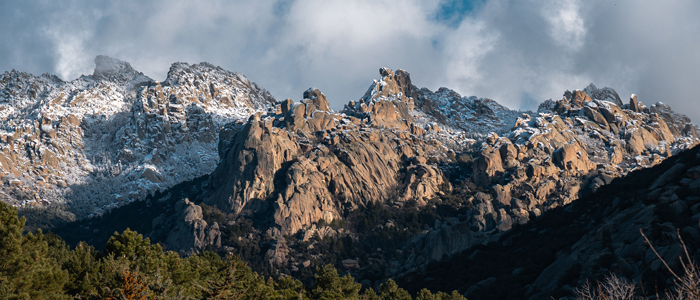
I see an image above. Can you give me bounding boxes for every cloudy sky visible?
[1,0,699,122]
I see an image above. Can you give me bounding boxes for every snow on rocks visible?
[0,56,274,217]
[412,87,524,137]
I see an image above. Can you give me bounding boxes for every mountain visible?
[3,59,699,296]
[0,56,274,221]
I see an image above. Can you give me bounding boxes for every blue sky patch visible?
[434,0,485,28]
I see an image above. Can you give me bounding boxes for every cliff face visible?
[205,72,448,237]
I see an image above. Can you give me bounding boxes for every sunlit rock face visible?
[206,82,448,236]
[201,67,698,269]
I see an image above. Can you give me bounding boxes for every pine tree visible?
[0,202,69,299]
[274,275,309,300]
[415,288,468,300]
[311,264,362,300]
[60,241,101,297]
[198,254,277,299]
[361,287,380,300]
[378,279,412,300]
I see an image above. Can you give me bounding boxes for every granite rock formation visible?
[205,81,448,240]
[199,67,698,277]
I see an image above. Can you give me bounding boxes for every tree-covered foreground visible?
[0,202,465,299]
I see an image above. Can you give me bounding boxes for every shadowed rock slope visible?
[400,144,700,299]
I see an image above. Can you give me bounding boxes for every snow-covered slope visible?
[0,56,274,217]
[412,86,523,136]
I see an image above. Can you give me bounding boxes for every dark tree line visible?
[0,202,465,300]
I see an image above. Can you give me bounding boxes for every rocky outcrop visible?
[344,68,415,130]
[206,82,448,238]
[92,55,146,82]
[649,101,699,139]
[553,142,594,172]
[164,198,221,256]
[572,89,592,105]
[411,87,522,135]
[584,83,623,106]
[630,94,642,112]
[203,79,454,266]
[201,69,698,276]
[394,144,700,299]
[472,143,505,186]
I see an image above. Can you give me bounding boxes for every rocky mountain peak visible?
[390,82,699,280]
[302,88,332,112]
[161,61,275,111]
[197,66,700,274]
[205,75,450,240]
[344,68,416,130]
[91,55,150,83]
[362,67,414,102]
[583,83,623,106]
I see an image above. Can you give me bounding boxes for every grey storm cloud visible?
[1,0,699,123]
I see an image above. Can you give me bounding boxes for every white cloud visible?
[542,0,585,50]
[0,0,699,123]
[274,0,446,102]
[45,29,92,80]
[444,19,498,93]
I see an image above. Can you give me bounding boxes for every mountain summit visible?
[91,55,149,83]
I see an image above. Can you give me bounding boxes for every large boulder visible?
[630,94,641,112]
[583,106,609,127]
[473,148,504,186]
[626,127,658,155]
[648,115,675,143]
[553,143,594,172]
[303,88,332,112]
[649,163,686,190]
[572,90,592,106]
[584,83,624,106]
[683,124,699,139]
[165,198,221,256]
[499,142,519,169]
